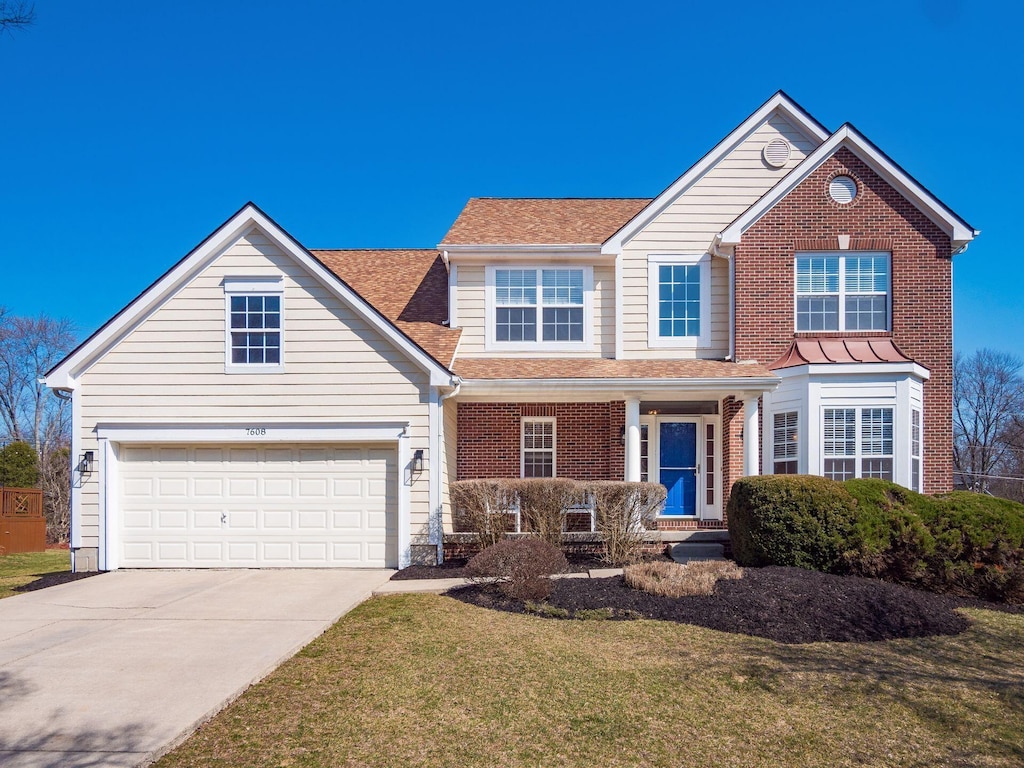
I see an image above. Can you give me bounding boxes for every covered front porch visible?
[449,360,778,530]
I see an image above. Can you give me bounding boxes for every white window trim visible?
[647,253,712,349]
[484,265,594,352]
[793,251,891,333]
[521,417,556,478]
[821,405,895,481]
[224,276,285,374]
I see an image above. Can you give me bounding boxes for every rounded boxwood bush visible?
[727,475,857,572]
[465,537,568,601]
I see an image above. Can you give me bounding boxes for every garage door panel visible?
[119,444,396,568]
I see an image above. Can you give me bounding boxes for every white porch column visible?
[743,396,760,477]
[625,397,641,481]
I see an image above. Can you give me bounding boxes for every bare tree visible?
[953,349,1024,493]
[0,309,77,455]
[0,1,33,33]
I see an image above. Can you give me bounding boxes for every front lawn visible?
[155,592,1024,768]
[0,548,71,599]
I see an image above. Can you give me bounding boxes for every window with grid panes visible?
[522,419,555,478]
[229,294,281,365]
[823,407,894,481]
[494,268,584,344]
[795,253,889,332]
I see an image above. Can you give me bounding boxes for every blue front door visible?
[659,421,698,516]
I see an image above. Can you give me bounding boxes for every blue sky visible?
[1,0,1019,358]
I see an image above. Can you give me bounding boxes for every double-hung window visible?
[489,267,590,348]
[773,411,799,474]
[224,277,285,373]
[648,254,711,347]
[795,252,890,332]
[823,406,894,481]
[522,418,555,478]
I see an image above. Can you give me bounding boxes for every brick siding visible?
[734,148,953,492]
[456,401,625,481]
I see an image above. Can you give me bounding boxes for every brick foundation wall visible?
[456,401,626,481]
[734,148,954,493]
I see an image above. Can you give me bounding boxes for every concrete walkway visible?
[373,567,625,595]
[0,568,392,768]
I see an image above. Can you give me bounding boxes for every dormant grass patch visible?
[624,559,743,598]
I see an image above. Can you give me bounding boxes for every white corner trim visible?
[718,125,977,249]
[398,433,412,569]
[647,253,712,349]
[69,384,83,549]
[601,92,830,255]
[448,263,459,329]
[614,255,624,360]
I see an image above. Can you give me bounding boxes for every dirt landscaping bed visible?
[446,565,1023,644]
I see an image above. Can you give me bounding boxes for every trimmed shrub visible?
[842,479,936,583]
[513,478,582,547]
[465,537,568,600]
[450,479,518,550]
[731,475,1024,603]
[588,481,666,565]
[728,475,857,571]
[0,441,39,488]
[625,560,742,598]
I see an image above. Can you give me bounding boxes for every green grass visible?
[155,593,1024,768]
[0,548,71,599]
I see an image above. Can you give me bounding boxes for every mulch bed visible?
[392,555,612,580]
[446,566,1023,644]
[13,571,101,593]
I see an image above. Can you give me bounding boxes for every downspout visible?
[434,377,462,564]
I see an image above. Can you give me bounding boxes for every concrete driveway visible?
[0,568,393,768]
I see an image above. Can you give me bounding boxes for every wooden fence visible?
[0,487,46,555]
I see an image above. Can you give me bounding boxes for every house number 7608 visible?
[245,428,267,436]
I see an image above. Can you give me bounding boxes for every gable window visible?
[648,254,711,347]
[773,411,799,474]
[224,277,285,373]
[823,406,893,481]
[488,267,591,349]
[795,252,889,332]
[522,418,555,478]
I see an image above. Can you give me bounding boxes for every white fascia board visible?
[601,93,831,255]
[45,204,456,390]
[444,245,610,263]
[94,419,411,444]
[456,376,780,401]
[719,126,977,250]
[774,361,930,380]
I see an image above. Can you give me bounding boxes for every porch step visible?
[667,542,726,564]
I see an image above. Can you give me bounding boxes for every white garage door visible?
[118,444,397,568]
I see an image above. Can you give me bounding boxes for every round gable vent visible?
[829,175,858,204]
[763,138,791,167]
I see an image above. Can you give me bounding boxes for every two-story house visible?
[46,92,977,571]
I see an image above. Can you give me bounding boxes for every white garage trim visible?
[95,420,412,571]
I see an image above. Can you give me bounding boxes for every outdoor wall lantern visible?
[78,451,95,475]
[412,449,424,474]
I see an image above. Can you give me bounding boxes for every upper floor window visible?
[795,252,889,332]
[224,277,285,373]
[648,253,711,348]
[487,266,592,350]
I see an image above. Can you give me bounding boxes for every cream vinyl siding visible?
[621,114,819,358]
[453,263,615,358]
[75,227,433,550]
